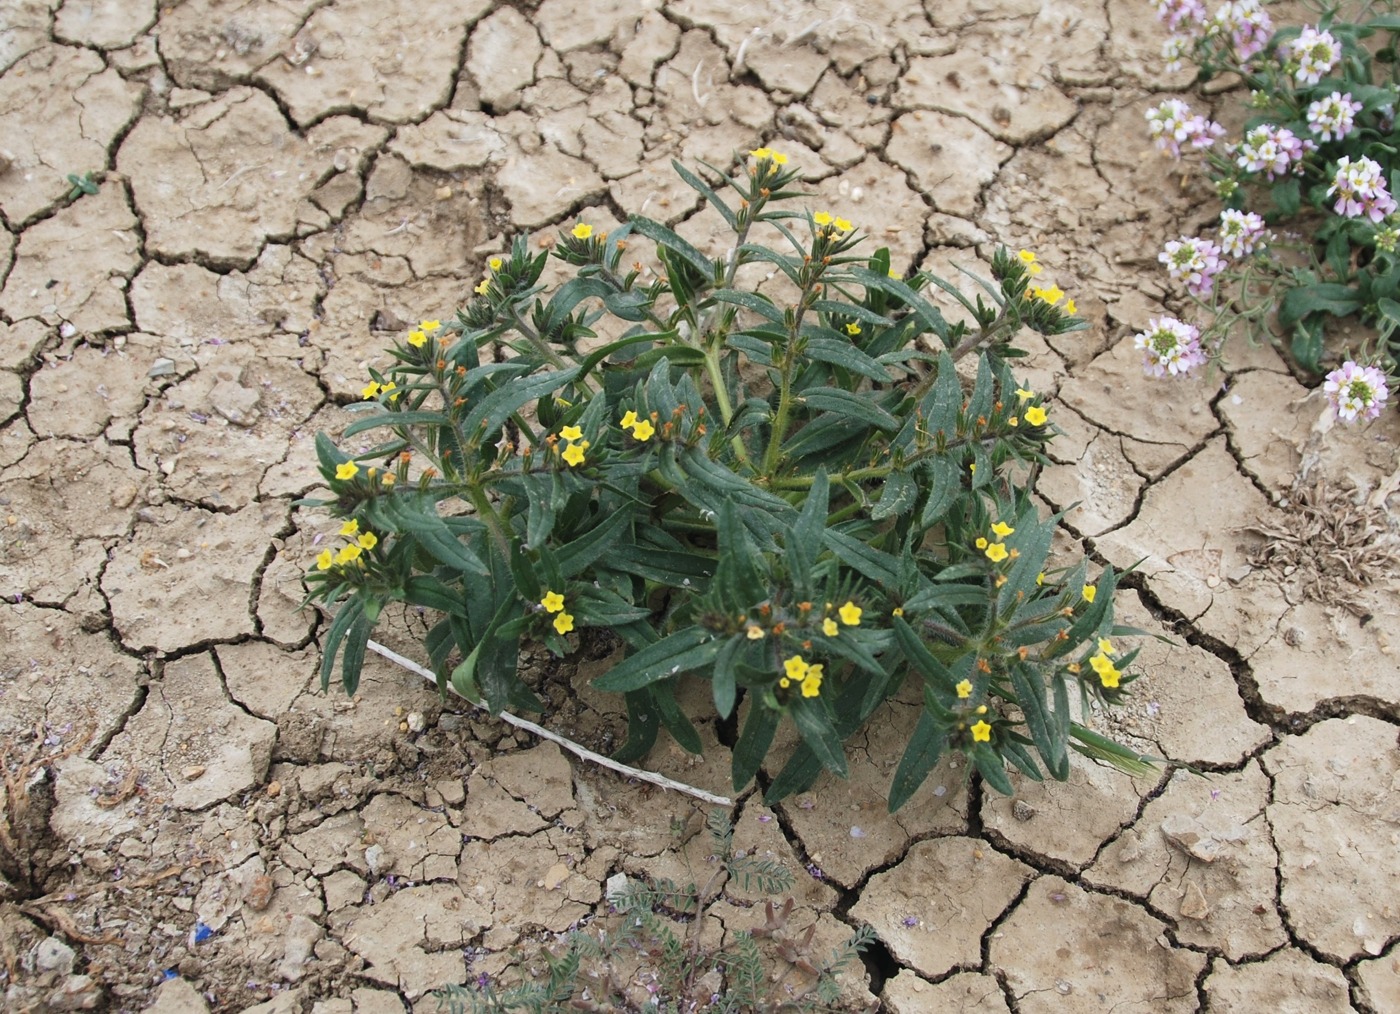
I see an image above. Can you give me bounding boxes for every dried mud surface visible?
[2,1,1399,1012]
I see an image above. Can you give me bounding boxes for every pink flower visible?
[1146,100,1226,159]
[1159,236,1224,297]
[1134,317,1208,377]
[1280,26,1340,85]
[1217,209,1269,258]
[1324,361,1390,422]
[1306,92,1362,143]
[1210,0,1273,62]
[1327,156,1398,223]
[1235,124,1305,180]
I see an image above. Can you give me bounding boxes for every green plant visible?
[433,809,875,1013]
[1147,0,1399,395]
[303,151,1155,809]
[64,171,99,200]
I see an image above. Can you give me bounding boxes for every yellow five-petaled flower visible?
[985,542,1009,563]
[562,441,588,467]
[822,617,839,637]
[838,601,862,626]
[357,532,378,551]
[970,719,992,742]
[571,223,593,239]
[316,548,334,571]
[990,521,1015,538]
[560,425,583,441]
[408,329,427,347]
[1024,405,1048,426]
[955,679,973,699]
[1082,584,1097,604]
[1017,249,1042,275]
[335,462,359,480]
[553,612,575,635]
[1090,652,1121,688]
[541,590,565,613]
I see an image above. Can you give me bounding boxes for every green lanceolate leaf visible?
[461,366,580,442]
[613,688,662,764]
[626,216,719,281]
[340,409,452,440]
[671,160,738,228]
[712,636,742,719]
[732,701,780,791]
[652,676,703,754]
[1069,724,1159,778]
[319,597,365,693]
[871,470,918,520]
[592,626,721,692]
[802,337,891,381]
[846,267,951,346]
[1010,661,1067,780]
[888,701,948,811]
[714,500,765,612]
[798,387,900,431]
[787,469,829,594]
[379,496,490,576]
[708,289,785,323]
[789,695,848,778]
[824,528,900,586]
[973,745,1015,795]
[555,507,633,578]
[918,456,960,527]
[891,614,957,693]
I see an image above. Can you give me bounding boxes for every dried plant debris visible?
[1246,477,1400,611]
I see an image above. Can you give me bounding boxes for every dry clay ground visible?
[1,0,1399,1011]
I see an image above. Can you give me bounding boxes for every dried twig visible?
[365,639,733,807]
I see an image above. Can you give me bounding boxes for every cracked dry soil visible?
[1,0,1399,1012]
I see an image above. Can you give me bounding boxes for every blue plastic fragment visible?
[162,969,179,981]
[193,923,214,944]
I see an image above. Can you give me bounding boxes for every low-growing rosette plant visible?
[1146,0,1398,419]
[303,152,1154,810]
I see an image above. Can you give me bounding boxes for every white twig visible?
[365,638,733,807]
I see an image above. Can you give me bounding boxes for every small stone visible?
[148,357,176,377]
[605,872,628,902]
[1179,881,1211,921]
[434,185,453,201]
[541,863,569,891]
[406,712,426,733]
[265,780,281,798]
[245,874,275,911]
[182,765,206,781]
[1012,800,1036,821]
[365,844,386,876]
[35,937,76,974]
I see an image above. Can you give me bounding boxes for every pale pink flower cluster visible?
[1280,26,1340,85]
[1134,317,1208,377]
[1327,156,1397,222]
[1305,92,1362,143]
[1235,124,1308,180]
[1155,0,1206,31]
[1159,236,1224,296]
[1146,99,1226,158]
[1210,0,1274,61]
[1324,361,1390,422]
[1217,209,1270,257]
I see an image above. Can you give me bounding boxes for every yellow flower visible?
[560,425,583,441]
[892,607,904,617]
[784,655,810,680]
[990,521,1015,538]
[746,625,764,640]
[975,537,989,550]
[407,329,427,347]
[381,381,398,402]
[631,419,655,441]
[1065,298,1077,315]
[488,257,503,271]
[420,319,441,331]
[1098,637,1115,655]
[1015,388,1035,402]
[779,678,790,688]
[336,543,362,565]
[381,473,396,486]
[750,147,772,160]
[357,532,378,551]
[1017,249,1042,275]
[822,617,839,637]
[335,462,359,480]
[888,268,901,279]
[1024,405,1048,426]
[969,463,976,474]
[339,519,359,537]
[813,211,833,226]
[1091,653,1121,688]
[956,679,972,699]
[845,322,861,336]
[838,601,862,626]
[562,442,587,467]
[571,223,593,239]
[541,591,565,613]
[770,151,788,165]
[553,612,575,635]
[1031,283,1065,307]
[361,381,381,399]
[316,548,334,571]
[834,217,852,232]
[620,410,638,429]
[970,719,992,742]
[1082,584,1097,604]
[801,664,823,698]
[985,542,1009,563]
[1036,572,1045,586]
[475,278,491,295]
